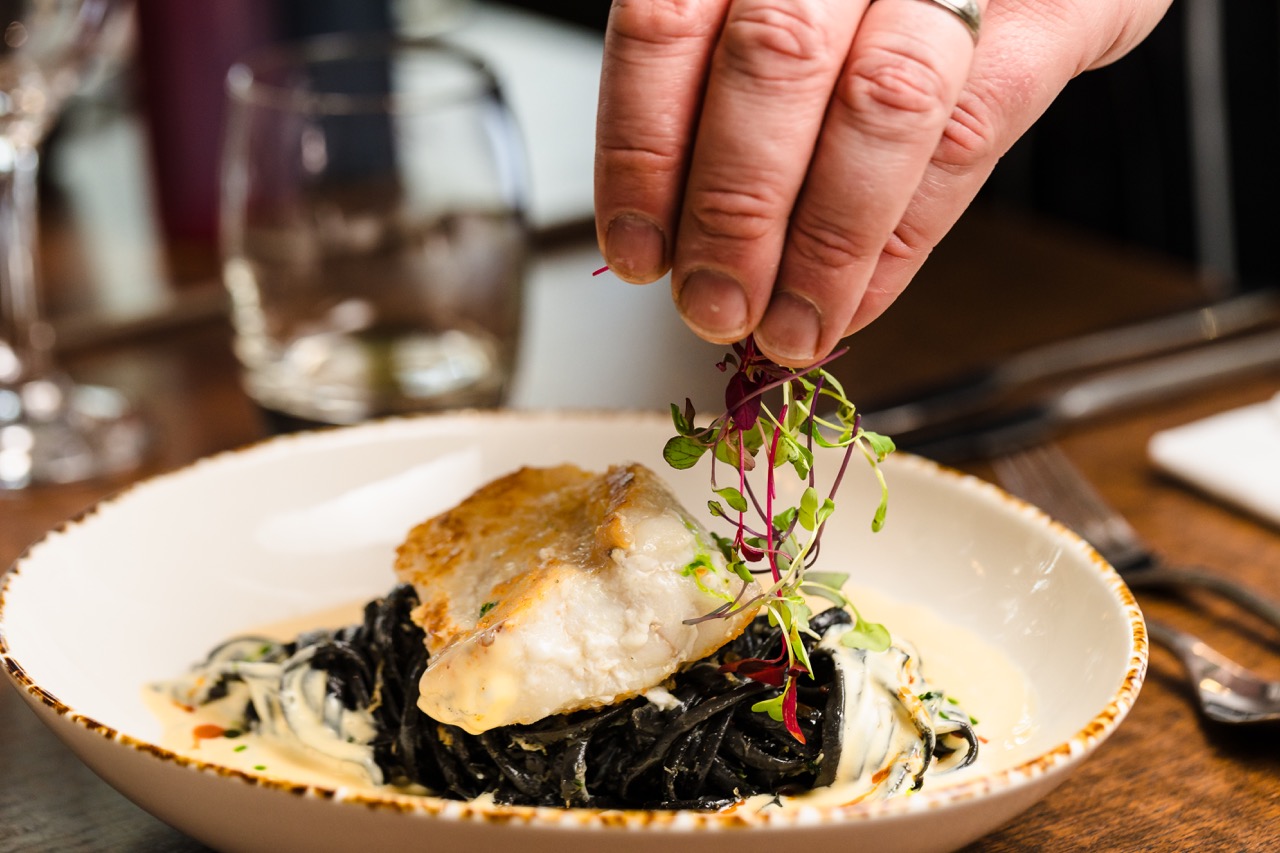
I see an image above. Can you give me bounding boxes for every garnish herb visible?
[665,335,894,741]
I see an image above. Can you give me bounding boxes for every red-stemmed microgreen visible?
[665,336,894,742]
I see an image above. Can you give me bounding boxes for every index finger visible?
[594,0,729,284]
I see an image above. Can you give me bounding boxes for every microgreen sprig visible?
[666,336,894,742]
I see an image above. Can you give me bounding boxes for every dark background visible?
[128,0,1278,292]
[494,1,1279,292]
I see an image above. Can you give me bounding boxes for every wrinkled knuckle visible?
[687,187,779,242]
[883,220,927,262]
[933,90,1001,173]
[840,46,952,141]
[610,0,722,45]
[790,213,874,270]
[598,139,684,174]
[719,5,836,85]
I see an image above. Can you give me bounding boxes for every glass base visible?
[0,375,148,490]
[239,326,509,428]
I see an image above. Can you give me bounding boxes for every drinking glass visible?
[0,0,146,489]
[220,36,528,428]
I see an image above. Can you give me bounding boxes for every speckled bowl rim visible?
[0,409,1148,832]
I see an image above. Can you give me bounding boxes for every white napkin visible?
[1147,391,1280,527]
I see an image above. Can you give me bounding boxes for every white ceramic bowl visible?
[0,411,1146,853]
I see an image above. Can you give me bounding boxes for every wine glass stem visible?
[0,136,46,387]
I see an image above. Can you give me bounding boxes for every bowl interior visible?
[1,411,1142,815]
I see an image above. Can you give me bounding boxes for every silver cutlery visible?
[875,326,1280,463]
[1146,621,1280,724]
[992,443,1280,725]
[865,290,1280,440]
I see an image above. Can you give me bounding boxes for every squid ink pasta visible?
[164,584,979,810]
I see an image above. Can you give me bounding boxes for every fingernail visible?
[676,268,749,340]
[605,214,666,282]
[756,291,821,363]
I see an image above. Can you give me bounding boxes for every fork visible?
[1146,621,1280,724]
[992,443,1280,725]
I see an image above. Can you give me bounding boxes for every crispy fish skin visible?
[394,463,759,734]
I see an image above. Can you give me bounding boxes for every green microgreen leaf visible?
[816,497,835,527]
[800,571,851,609]
[713,436,743,468]
[669,402,689,434]
[872,499,889,533]
[662,334,894,741]
[802,571,849,591]
[798,487,820,531]
[663,435,708,470]
[803,585,849,609]
[786,440,813,479]
[772,506,797,532]
[729,558,755,584]
[751,693,786,722]
[863,430,896,460]
[841,617,891,652]
[714,486,748,513]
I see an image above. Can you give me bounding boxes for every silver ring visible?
[907,0,981,42]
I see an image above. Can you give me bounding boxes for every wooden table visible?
[3,208,1278,851]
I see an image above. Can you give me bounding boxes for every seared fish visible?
[394,463,758,734]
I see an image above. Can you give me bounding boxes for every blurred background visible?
[9,4,1280,846]
[37,0,1280,413]
[508,1,1280,293]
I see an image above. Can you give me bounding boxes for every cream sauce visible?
[844,585,1038,772]
[145,600,399,794]
[148,588,1036,804]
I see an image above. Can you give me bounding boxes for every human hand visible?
[594,0,1172,366]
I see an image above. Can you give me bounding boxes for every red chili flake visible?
[191,723,226,745]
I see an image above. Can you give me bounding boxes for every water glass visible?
[220,36,527,427]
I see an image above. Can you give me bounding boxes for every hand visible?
[594,0,1172,366]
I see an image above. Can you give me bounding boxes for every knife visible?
[896,327,1280,462]
[863,289,1280,440]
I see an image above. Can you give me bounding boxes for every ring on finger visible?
[903,0,982,42]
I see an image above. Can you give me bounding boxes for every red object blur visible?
[134,0,275,247]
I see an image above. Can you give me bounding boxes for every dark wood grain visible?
[2,208,1277,852]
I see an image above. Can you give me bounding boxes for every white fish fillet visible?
[394,463,759,734]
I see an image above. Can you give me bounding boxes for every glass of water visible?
[220,36,527,428]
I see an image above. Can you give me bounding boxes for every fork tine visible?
[996,445,1280,631]
[992,445,1151,571]
[991,444,1280,727]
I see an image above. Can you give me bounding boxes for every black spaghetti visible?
[171,584,978,810]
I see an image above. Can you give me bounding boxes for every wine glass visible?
[220,36,528,429]
[0,0,146,489]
